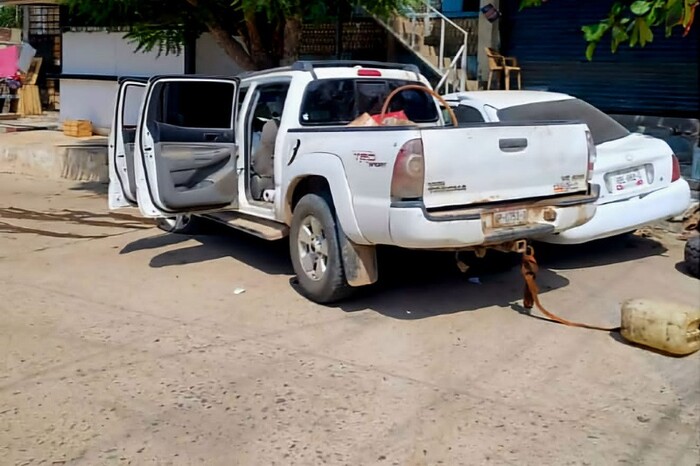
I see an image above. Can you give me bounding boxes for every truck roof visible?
[238,60,425,83]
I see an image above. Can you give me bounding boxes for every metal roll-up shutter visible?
[500,0,699,117]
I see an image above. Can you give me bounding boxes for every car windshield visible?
[496,98,629,145]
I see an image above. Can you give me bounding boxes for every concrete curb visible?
[0,131,108,183]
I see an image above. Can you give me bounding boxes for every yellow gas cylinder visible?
[621,299,700,355]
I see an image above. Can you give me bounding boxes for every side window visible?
[453,105,486,124]
[122,84,145,129]
[300,79,356,125]
[156,81,235,129]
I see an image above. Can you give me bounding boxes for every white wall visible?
[60,31,184,129]
[60,31,245,129]
[60,80,117,130]
[60,79,146,131]
[195,33,243,76]
[62,31,184,77]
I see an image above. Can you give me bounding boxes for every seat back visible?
[485,47,504,70]
[252,119,278,177]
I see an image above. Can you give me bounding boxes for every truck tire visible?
[156,214,199,235]
[684,236,700,278]
[290,194,353,303]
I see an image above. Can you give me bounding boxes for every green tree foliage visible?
[62,0,417,70]
[0,6,22,29]
[520,0,698,60]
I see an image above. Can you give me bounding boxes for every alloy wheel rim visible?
[297,215,328,281]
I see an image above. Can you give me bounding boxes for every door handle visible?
[499,138,528,152]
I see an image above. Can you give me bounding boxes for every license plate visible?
[609,166,646,192]
[493,209,528,228]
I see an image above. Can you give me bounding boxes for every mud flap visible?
[339,234,378,287]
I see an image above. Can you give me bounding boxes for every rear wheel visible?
[290,194,352,303]
[156,214,199,234]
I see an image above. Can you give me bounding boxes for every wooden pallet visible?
[63,119,93,138]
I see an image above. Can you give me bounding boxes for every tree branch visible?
[183,0,257,70]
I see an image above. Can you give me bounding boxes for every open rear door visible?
[108,78,147,209]
[134,76,240,218]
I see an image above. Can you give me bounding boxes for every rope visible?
[521,245,620,332]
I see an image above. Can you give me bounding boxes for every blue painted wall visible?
[500,0,699,117]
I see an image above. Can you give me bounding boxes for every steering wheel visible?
[379,84,459,127]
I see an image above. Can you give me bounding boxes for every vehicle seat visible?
[251,118,278,200]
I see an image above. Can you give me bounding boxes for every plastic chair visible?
[485,47,521,90]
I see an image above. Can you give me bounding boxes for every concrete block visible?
[0,130,108,182]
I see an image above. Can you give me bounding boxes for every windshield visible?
[300,78,439,126]
[496,98,629,145]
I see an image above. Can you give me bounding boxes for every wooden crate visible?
[63,119,93,138]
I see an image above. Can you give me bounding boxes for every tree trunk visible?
[184,0,257,71]
[245,14,275,70]
[205,20,257,71]
[282,16,302,66]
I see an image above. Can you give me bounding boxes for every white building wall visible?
[60,80,118,130]
[60,31,244,130]
[60,31,184,130]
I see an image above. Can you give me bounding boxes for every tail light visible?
[585,130,597,179]
[671,154,681,182]
[391,138,424,201]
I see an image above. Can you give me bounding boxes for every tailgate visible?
[420,123,590,208]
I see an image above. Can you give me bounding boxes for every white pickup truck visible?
[109,61,599,303]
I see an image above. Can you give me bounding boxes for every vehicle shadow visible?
[122,220,292,276]
[69,181,108,196]
[125,221,671,320]
[531,233,667,270]
[330,247,569,319]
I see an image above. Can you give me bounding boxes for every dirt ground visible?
[1,173,698,466]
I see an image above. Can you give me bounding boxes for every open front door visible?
[108,78,147,209]
[134,76,240,218]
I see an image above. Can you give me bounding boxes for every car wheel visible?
[290,194,353,303]
[156,214,199,235]
[684,235,700,278]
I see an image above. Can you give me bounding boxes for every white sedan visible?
[442,91,691,244]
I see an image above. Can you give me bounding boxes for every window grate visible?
[28,6,61,36]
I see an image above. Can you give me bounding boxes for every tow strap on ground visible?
[521,245,621,332]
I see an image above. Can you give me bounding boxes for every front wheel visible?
[156,214,199,235]
[290,194,353,304]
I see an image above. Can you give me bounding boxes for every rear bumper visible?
[387,187,599,249]
[540,179,691,245]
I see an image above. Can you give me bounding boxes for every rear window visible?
[496,98,629,145]
[300,79,439,126]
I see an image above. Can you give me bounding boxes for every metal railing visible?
[377,0,475,93]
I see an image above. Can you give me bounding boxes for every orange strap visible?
[521,246,620,332]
